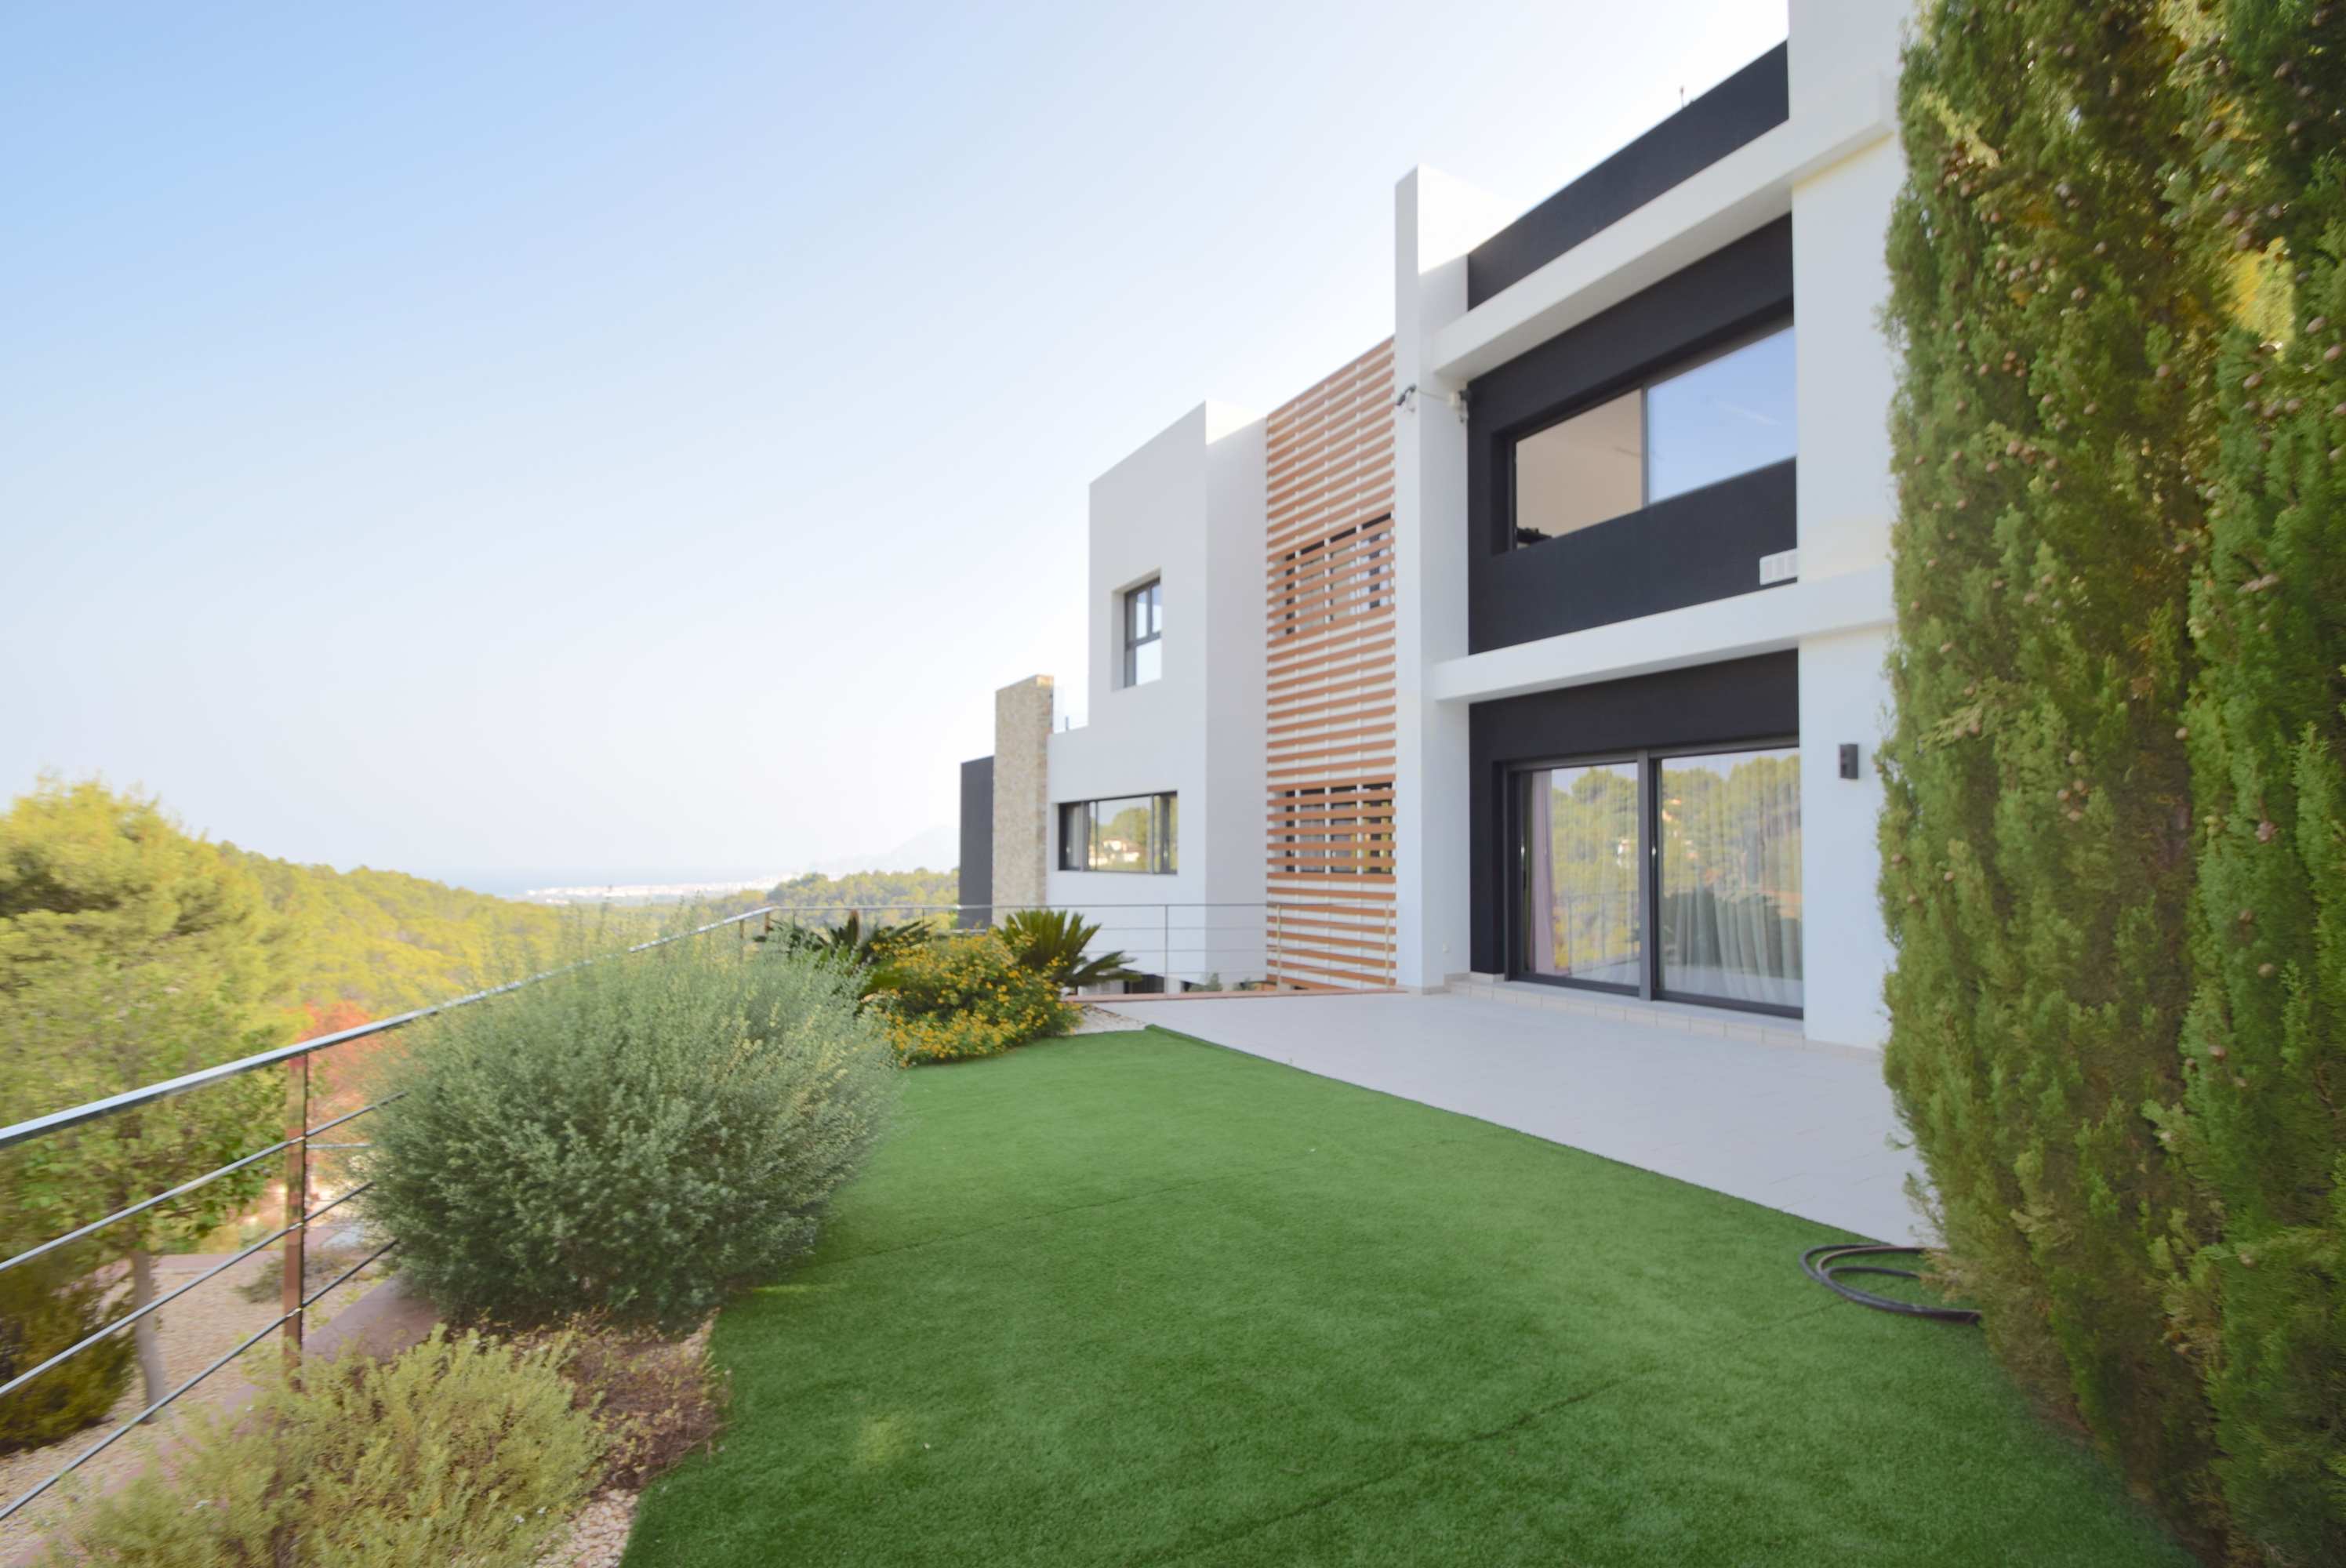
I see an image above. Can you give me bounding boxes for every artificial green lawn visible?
[623,1029,2187,1567]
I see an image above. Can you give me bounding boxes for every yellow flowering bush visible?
[869,932,1073,1065]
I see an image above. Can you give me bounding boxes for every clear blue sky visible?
[1,0,1786,891]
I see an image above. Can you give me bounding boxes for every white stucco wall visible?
[1791,153,1902,587]
[1789,0,1911,107]
[1796,626,1895,1047]
[1788,0,1905,1045]
[1393,168,1514,990]
[1045,402,1267,985]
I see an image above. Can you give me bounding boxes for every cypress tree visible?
[1877,0,2224,1534]
[2168,5,2346,1558]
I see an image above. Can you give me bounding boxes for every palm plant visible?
[760,910,932,971]
[996,908,1138,991]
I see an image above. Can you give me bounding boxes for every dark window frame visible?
[1122,579,1163,688]
[1505,736,1802,1019]
[1058,792,1178,875]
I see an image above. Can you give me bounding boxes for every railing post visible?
[281,1051,309,1369]
[1162,905,1171,990]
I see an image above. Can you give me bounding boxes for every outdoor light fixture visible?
[1392,383,1469,423]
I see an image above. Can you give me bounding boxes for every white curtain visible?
[1527,764,1642,986]
[1657,749,1802,1009]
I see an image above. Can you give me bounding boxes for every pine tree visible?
[2166,4,2346,1558]
[0,780,285,1412]
[1877,0,2224,1537]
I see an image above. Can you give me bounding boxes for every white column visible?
[1796,628,1894,1047]
[1789,0,1905,1045]
[1788,0,1908,107]
[1392,168,1513,989]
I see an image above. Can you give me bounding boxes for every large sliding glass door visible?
[1513,743,1803,1016]
[1656,748,1802,1011]
[1521,761,1643,989]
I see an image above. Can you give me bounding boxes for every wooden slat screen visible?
[1266,339,1397,989]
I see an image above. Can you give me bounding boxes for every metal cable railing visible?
[0,898,1389,1527]
[0,902,783,1525]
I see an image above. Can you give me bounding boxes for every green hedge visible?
[1882,4,2346,1559]
[2169,5,2346,1559]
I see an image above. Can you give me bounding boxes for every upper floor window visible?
[1512,323,1795,548]
[1059,793,1178,873]
[1123,579,1163,686]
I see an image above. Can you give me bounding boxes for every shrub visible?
[757,909,934,974]
[0,1243,132,1454]
[40,1327,598,1567]
[870,932,1073,1065]
[996,908,1138,989]
[361,935,897,1328]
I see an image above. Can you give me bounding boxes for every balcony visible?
[1469,458,1797,653]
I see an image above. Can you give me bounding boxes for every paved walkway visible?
[1105,991,1927,1244]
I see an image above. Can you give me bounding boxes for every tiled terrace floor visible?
[1107,989,1926,1244]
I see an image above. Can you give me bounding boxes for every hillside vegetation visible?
[225,850,601,1025]
[741,869,959,927]
[1880,4,2345,1557]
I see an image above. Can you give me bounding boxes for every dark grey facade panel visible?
[957,756,993,930]
[1465,42,1789,308]
[1466,217,1795,654]
[1465,651,1799,974]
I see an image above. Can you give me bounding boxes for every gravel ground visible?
[538,1316,717,1568]
[539,1490,641,1568]
[0,1248,377,1565]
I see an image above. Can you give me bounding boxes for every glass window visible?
[1513,390,1644,545]
[1123,579,1162,687]
[1523,763,1643,988]
[1657,748,1803,1010]
[1509,322,1794,550]
[1059,793,1177,873]
[1092,796,1155,871]
[1512,745,1803,1014]
[1645,327,1797,503]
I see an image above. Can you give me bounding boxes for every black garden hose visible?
[1801,1242,1981,1324]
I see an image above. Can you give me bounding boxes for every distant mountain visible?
[807,823,957,877]
[434,824,961,906]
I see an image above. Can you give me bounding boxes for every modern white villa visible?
[961,0,1904,1052]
